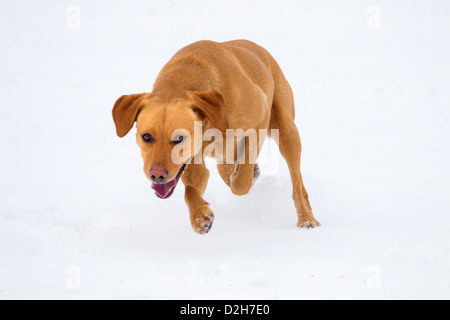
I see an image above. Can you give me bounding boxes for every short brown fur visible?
[112,40,320,234]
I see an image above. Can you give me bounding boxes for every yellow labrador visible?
[112,40,320,234]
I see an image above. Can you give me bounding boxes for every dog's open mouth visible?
[151,163,187,199]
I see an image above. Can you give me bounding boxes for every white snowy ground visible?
[1,0,450,300]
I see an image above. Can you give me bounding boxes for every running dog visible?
[112,40,320,234]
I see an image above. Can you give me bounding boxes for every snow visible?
[1,0,450,299]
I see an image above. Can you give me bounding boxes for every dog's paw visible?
[252,163,260,185]
[191,206,214,235]
[297,217,321,229]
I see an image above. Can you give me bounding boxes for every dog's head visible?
[112,90,228,199]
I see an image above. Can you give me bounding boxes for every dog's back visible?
[153,40,293,130]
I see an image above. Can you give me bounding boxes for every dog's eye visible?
[142,134,154,143]
[172,135,185,144]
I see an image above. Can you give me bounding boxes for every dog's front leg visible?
[181,162,214,234]
[229,135,263,196]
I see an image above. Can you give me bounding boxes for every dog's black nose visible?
[150,167,168,183]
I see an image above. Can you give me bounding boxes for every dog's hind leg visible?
[181,162,214,234]
[269,82,320,228]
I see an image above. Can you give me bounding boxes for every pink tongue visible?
[151,179,177,198]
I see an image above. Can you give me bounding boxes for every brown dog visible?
[112,40,320,234]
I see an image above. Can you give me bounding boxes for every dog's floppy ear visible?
[188,90,229,132]
[112,93,146,137]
